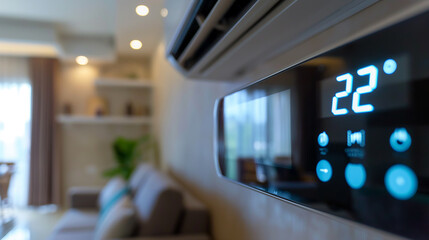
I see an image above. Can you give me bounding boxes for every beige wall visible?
[151,42,403,240]
[57,57,151,206]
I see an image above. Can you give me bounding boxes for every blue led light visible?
[345,163,366,189]
[352,65,378,113]
[318,132,329,147]
[316,160,332,182]
[390,128,412,152]
[347,130,365,147]
[331,64,379,116]
[385,164,418,200]
[331,73,353,115]
[383,59,397,74]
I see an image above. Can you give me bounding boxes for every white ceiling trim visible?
[0,0,167,59]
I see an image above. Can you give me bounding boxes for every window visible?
[0,57,31,206]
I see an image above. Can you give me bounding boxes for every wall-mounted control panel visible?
[215,10,429,239]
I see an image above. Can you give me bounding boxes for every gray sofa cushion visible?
[134,170,183,236]
[179,192,209,234]
[68,186,101,209]
[50,166,211,240]
[129,163,155,195]
[48,229,94,240]
[95,195,136,240]
[52,209,99,232]
[117,235,211,240]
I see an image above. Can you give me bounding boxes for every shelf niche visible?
[94,78,152,88]
[57,115,151,125]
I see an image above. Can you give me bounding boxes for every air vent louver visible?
[168,0,278,74]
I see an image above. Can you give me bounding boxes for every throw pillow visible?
[94,195,136,240]
[98,177,126,210]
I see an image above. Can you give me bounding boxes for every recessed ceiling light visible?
[160,8,168,18]
[136,5,149,16]
[75,56,88,65]
[130,40,142,50]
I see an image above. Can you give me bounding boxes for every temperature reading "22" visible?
[331,59,397,115]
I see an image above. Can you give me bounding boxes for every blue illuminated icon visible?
[331,64,379,116]
[347,130,365,147]
[345,163,366,189]
[352,65,378,113]
[390,128,412,152]
[383,59,397,75]
[316,160,332,182]
[385,164,418,200]
[318,132,329,147]
[332,73,353,115]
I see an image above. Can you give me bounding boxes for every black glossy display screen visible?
[215,11,429,239]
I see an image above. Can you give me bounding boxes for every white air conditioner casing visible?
[166,0,380,80]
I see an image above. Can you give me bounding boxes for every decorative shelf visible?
[57,115,151,125]
[94,78,151,88]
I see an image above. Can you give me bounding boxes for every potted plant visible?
[103,135,151,181]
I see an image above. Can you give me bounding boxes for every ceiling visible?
[0,0,167,59]
[116,0,165,56]
[0,0,116,36]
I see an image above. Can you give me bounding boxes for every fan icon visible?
[390,128,411,152]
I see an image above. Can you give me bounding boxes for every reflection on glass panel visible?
[224,90,291,184]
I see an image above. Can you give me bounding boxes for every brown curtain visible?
[28,58,61,206]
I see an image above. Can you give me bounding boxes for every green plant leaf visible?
[105,134,152,181]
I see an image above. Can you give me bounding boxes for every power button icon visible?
[318,132,329,147]
[390,128,411,152]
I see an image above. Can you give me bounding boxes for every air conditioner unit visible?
[166,0,378,80]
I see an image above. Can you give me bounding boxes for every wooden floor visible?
[1,206,64,240]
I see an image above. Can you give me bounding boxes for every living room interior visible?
[0,0,429,240]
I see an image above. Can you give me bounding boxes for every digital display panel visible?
[215,11,429,239]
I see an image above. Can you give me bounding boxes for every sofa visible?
[49,164,210,240]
